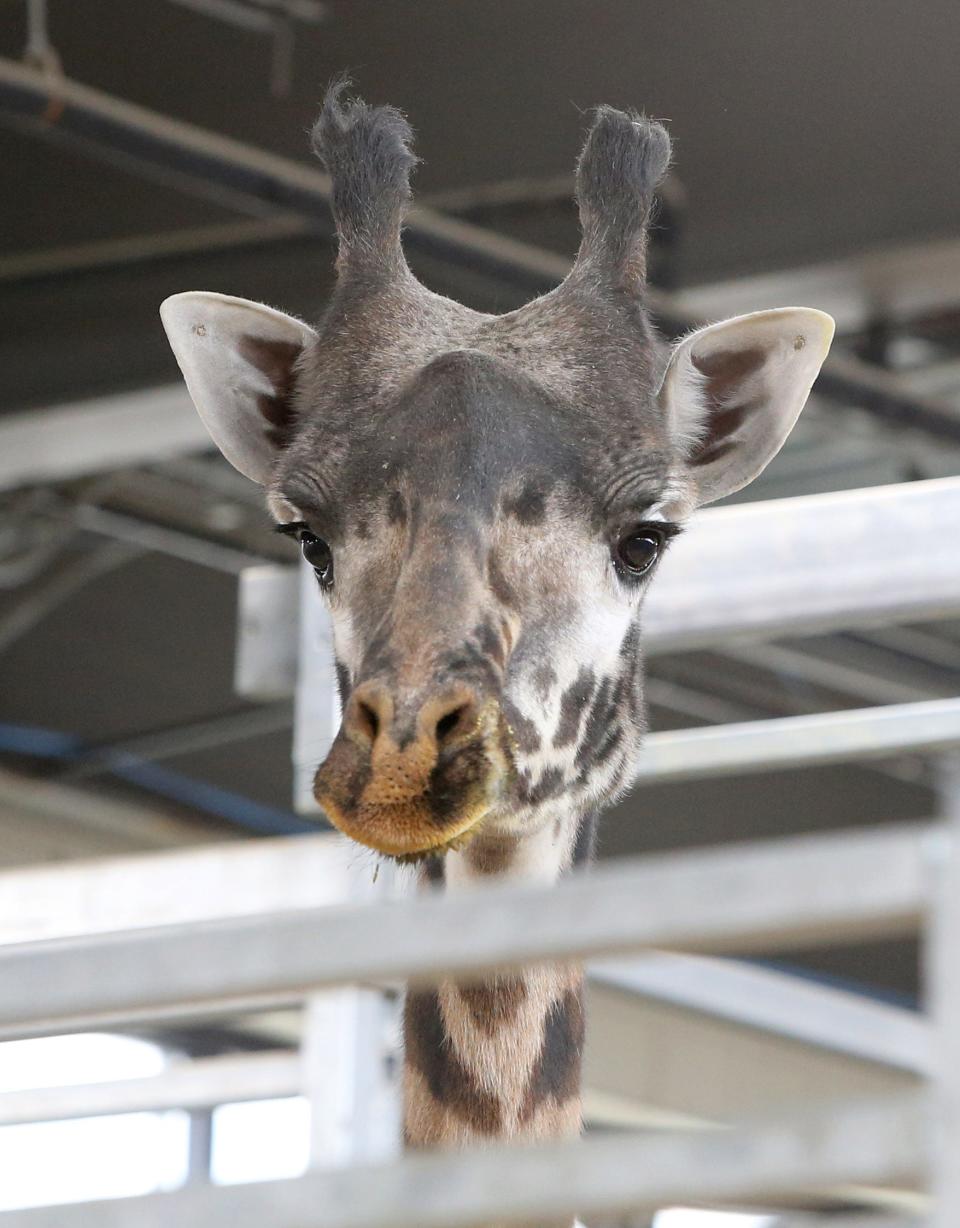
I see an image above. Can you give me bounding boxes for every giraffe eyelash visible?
[275,521,310,538]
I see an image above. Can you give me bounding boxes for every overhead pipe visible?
[2,58,959,439]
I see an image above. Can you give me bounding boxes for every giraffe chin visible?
[314,791,491,862]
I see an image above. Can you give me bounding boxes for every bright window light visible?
[211,1097,311,1185]
[0,1032,165,1090]
[0,1034,188,1211]
[653,1211,778,1228]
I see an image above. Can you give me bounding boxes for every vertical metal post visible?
[293,559,340,814]
[301,858,403,1168]
[928,754,960,1228]
[185,1107,214,1186]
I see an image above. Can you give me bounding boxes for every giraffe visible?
[161,82,834,1225]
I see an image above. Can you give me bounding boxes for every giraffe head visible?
[161,84,833,862]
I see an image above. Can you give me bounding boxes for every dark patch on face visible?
[503,482,548,525]
[473,618,506,670]
[387,489,406,525]
[519,985,585,1123]
[572,811,598,866]
[620,620,641,663]
[455,976,528,1036]
[518,765,566,806]
[359,635,396,683]
[487,552,518,610]
[502,698,541,756]
[578,724,623,774]
[312,727,372,829]
[606,760,629,797]
[618,623,645,723]
[573,676,613,765]
[553,666,596,749]
[427,737,492,828]
[334,659,351,705]
[439,642,501,694]
[404,990,502,1135]
[532,663,557,704]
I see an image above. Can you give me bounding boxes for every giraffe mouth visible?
[313,790,493,862]
[312,714,510,862]
[316,736,510,864]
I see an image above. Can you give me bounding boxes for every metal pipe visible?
[58,702,293,781]
[0,1051,299,1128]
[2,57,958,438]
[634,697,960,782]
[0,1093,926,1228]
[0,823,927,1035]
[0,58,568,294]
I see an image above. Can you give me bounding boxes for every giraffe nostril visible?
[435,703,471,746]
[357,700,380,742]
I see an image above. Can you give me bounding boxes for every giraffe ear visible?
[160,291,318,485]
[659,307,835,506]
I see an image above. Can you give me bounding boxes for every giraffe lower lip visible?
[314,788,491,861]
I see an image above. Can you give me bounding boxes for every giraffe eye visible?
[616,529,663,577]
[300,531,334,587]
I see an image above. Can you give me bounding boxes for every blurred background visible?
[0,1,958,1222]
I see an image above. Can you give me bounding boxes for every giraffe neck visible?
[402,811,591,1153]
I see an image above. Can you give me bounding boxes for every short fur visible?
[311,77,418,268]
[574,105,671,286]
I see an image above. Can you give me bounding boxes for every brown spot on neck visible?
[519,984,586,1125]
[455,975,528,1036]
[404,989,502,1140]
[463,833,520,875]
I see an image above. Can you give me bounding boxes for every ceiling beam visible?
[2,57,960,443]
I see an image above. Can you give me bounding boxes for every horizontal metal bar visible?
[644,476,960,652]
[0,1051,298,1128]
[0,217,312,284]
[593,952,929,1075]
[0,58,570,296]
[674,234,960,336]
[0,824,928,1036]
[5,58,960,441]
[0,386,209,492]
[0,1093,926,1228]
[0,830,350,945]
[634,698,960,782]
[816,350,960,445]
[4,58,958,450]
[777,1218,923,1228]
[64,503,266,574]
[0,766,228,862]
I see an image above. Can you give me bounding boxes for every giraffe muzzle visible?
[313,680,510,859]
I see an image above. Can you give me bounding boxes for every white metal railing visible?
[2,474,958,1225]
[0,799,955,1225]
[0,1094,929,1227]
[0,822,928,1038]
